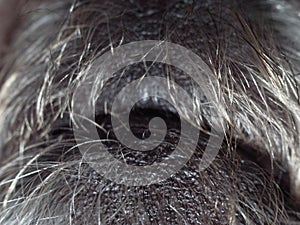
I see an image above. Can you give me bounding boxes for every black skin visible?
[0,0,299,224]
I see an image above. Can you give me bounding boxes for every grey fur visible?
[0,0,299,224]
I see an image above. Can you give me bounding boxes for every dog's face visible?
[0,0,299,224]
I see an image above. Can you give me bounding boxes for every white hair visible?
[0,0,299,224]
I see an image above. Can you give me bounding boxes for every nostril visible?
[235,140,300,211]
[94,97,182,167]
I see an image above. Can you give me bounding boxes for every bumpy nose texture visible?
[0,0,299,224]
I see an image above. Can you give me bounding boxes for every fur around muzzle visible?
[0,0,299,224]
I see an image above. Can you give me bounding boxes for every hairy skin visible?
[0,0,300,224]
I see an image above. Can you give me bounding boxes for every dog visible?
[0,0,299,224]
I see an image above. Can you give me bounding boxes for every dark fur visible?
[0,0,299,224]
